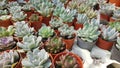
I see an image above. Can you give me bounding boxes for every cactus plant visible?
[14,21,34,38]
[0,50,20,68]
[0,26,15,37]
[12,11,27,22]
[58,24,75,39]
[38,26,54,38]
[59,9,76,23]
[49,17,63,29]
[17,35,42,51]
[45,36,65,54]
[109,22,120,32]
[22,48,52,68]
[77,23,100,42]
[56,53,79,68]
[101,26,119,41]
[76,13,89,24]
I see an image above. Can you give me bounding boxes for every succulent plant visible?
[76,13,89,24]
[86,9,97,19]
[29,14,40,21]
[77,23,100,42]
[112,8,120,20]
[12,11,27,22]
[116,37,120,50]
[51,0,64,6]
[53,6,65,17]
[100,3,115,16]
[56,53,79,68]
[49,17,63,29]
[85,0,98,6]
[38,26,54,38]
[58,24,75,39]
[67,0,80,10]
[101,26,119,41]
[22,48,52,68]
[0,15,11,20]
[8,1,19,7]
[14,21,34,38]
[77,3,90,14]
[0,36,16,51]
[0,0,8,10]
[45,36,65,54]
[22,3,32,11]
[0,9,8,16]
[0,26,15,37]
[59,9,76,23]
[109,22,120,32]
[9,6,22,14]
[91,18,101,27]
[34,1,54,17]
[17,35,42,51]
[0,50,20,68]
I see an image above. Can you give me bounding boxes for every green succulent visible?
[38,26,54,38]
[45,36,65,54]
[86,9,97,19]
[29,14,40,21]
[22,48,51,68]
[112,8,120,20]
[53,6,65,17]
[17,35,42,51]
[0,50,20,68]
[34,1,54,17]
[0,26,15,38]
[109,22,120,32]
[12,11,27,22]
[100,3,115,15]
[8,1,19,7]
[101,26,119,41]
[0,9,8,16]
[49,17,63,29]
[22,3,32,11]
[77,23,100,42]
[77,13,89,24]
[9,6,22,14]
[58,24,75,39]
[14,21,34,38]
[56,53,79,68]
[59,9,76,23]
[77,3,90,14]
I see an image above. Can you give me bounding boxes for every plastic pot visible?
[77,37,96,51]
[96,37,114,50]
